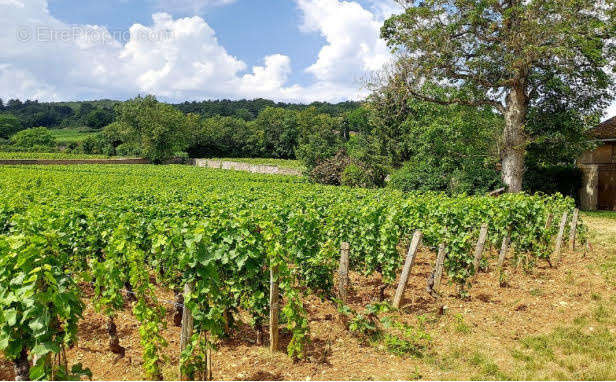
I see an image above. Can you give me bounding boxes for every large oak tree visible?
[381,0,616,192]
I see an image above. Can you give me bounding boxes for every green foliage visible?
[0,164,579,378]
[338,302,431,358]
[344,134,390,188]
[0,219,85,380]
[388,158,502,196]
[0,151,115,160]
[174,98,359,120]
[380,0,615,108]
[382,320,431,358]
[523,70,602,194]
[295,107,343,170]
[191,115,260,158]
[113,96,191,163]
[0,100,75,129]
[48,128,98,146]
[337,303,380,342]
[309,150,351,185]
[0,99,118,130]
[343,106,371,135]
[115,142,142,157]
[77,133,105,155]
[341,163,373,188]
[388,159,448,193]
[189,107,341,162]
[0,113,22,139]
[367,94,503,194]
[85,109,114,129]
[9,127,56,149]
[379,0,615,190]
[252,107,299,159]
[180,333,213,380]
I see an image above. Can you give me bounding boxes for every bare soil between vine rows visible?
[1,214,615,381]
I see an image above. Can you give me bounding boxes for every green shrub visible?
[388,159,449,192]
[345,134,389,188]
[80,134,104,154]
[174,151,190,164]
[116,142,141,157]
[341,163,378,188]
[0,113,22,139]
[388,158,502,195]
[309,150,351,185]
[295,108,343,170]
[9,127,55,149]
[113,96,191,163]
[190,116,260,158]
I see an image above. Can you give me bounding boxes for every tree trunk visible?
[502,87,527,193]
[14,347,30,381]
[107,316,125,356]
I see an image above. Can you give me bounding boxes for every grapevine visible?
[0,164,581,379]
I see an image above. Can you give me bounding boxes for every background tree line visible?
[174,98,360,121]
[0,99,116,132]
[0,90,601,200]
[0,97,359,137]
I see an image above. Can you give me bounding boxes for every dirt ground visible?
[1,212,615,381]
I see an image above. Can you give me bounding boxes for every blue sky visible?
[2,0,615,118]
[46,0,328,87]
[0,0,397,103]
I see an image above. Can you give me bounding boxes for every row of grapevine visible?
[0,164,581,380]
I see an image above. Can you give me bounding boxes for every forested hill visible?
[0,97,361,129]
[173,99,361,120]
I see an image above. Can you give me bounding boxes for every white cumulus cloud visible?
[300,0,389,77]
[155,0,237,14]
[295,0,393,97]
[0,0,399,103]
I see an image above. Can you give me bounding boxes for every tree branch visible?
[407,88,505,113]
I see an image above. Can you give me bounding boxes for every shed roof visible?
[593,116,616,140]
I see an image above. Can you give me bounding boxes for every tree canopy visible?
[0,114,22,139]
[380,0,616,191]
[9,127,56,149]
[112,96,192,163]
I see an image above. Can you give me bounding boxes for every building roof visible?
[593,116,616,140]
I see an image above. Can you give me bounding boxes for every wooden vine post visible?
[497,228,511,270]
[472,224,489,276]
[269,263,280,352]
[569,208,579,251]
[338,242,350,303]
[554,211,569,266]
[392,230,423,309]
[429,242,447,298]
[179,282,195,381]
[206,338,213,381]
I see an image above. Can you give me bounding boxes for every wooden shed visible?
[578,116,616,210]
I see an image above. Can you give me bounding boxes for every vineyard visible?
[0,164,584,380]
